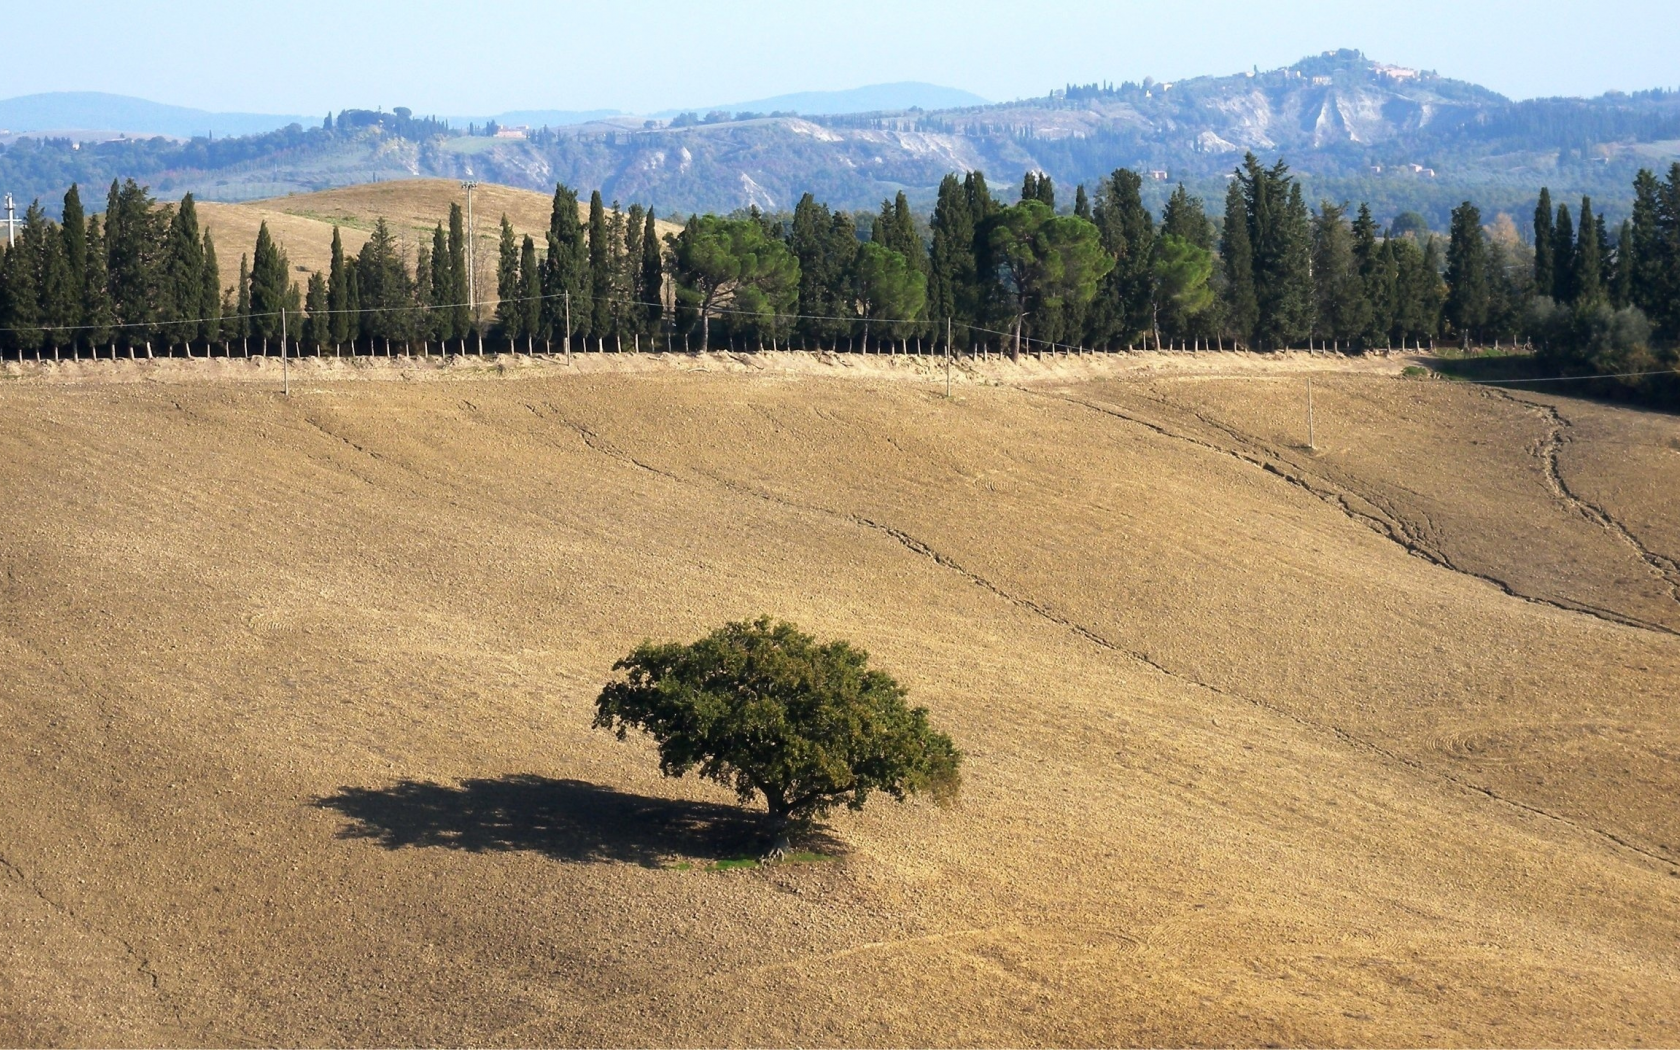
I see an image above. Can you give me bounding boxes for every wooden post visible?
[1307,377,1314,451]
[281,308,290,396]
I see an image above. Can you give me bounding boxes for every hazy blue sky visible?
[3,0,1676,114]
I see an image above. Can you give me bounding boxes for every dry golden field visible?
[194,179,682,297]
[1,350,1678,1046]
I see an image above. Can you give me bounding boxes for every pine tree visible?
[328,226,350,346]
[1573,197,1602,305]
[1552,203,1575,302]
[640,210,663,337]
[1533,188,1554,300]
[1444,200,1490,346]
[1220,178,1258,345]
[495,215,520,335]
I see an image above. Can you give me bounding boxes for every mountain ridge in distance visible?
[0,91,311,139]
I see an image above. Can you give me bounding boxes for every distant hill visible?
[0,92,309,139]
[660,82,991,118]
[4,53,1678,227]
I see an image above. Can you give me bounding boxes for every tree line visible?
[3,159,1679,392]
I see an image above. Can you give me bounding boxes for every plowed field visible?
[2,351,1677,1046]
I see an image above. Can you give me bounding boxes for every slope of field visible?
[195,178,681,297]
[1,355,1678,1046]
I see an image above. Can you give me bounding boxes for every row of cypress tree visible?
[2,160,1677,366]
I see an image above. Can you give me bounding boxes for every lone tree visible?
[594,617,962,845]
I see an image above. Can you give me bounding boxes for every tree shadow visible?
[314,775,839,866]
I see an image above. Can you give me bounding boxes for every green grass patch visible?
[668,850,835,872]
[1400,365,1430,378]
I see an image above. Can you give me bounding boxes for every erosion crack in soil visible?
[1038,386,1680,637]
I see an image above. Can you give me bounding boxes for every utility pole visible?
[460,180,479,327]
[4,193,14,247]
[281,307,290,397]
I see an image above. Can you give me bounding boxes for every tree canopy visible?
[594,617,962,836]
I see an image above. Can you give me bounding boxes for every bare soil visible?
[2,351,1677,1046]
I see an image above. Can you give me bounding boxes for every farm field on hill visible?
[1,354,1678,1046]
[194,178,681,296]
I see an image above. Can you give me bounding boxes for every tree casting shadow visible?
[314,774,838,866]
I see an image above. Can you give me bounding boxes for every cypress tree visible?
[304,272,329,350]
[1351,203,1390,344]
[1220,178,1257,345]
[1312,200,1369,347]
[1627,168,1664,321]
[1021,171,1039,203]
[32,204,74,348]
[236,254,251,340]
[1573,197,1602,304]
[328,226,350,345]
[447,203,469,337]
[199,230,222,344]
[1611,220,1634,309]
[625,204,646,335]
[164,194,205,348]
[248,222,291,340]
[1444,200,1490,346]
[415,241,433,334]
[495,215,520,335]
[104,178,165,338]
[640,210,662,336]
[1552,203,1575,302]
[790,193,839,345]
[928,175,976,332]
[520,234,542,339]
[430,223,451,339]
[60,185,87,339]
[1073,184,1091,221]
[0,213,42,354]
[82,215,114,349]
[1271,181,1315,346]
[1533,188,1554,299]
[1091,168,1155,345]
[540,182,587,345]
[1161,184,1214,250]
[588,190,611,337]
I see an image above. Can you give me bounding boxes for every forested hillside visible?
[3,51,1678,225]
